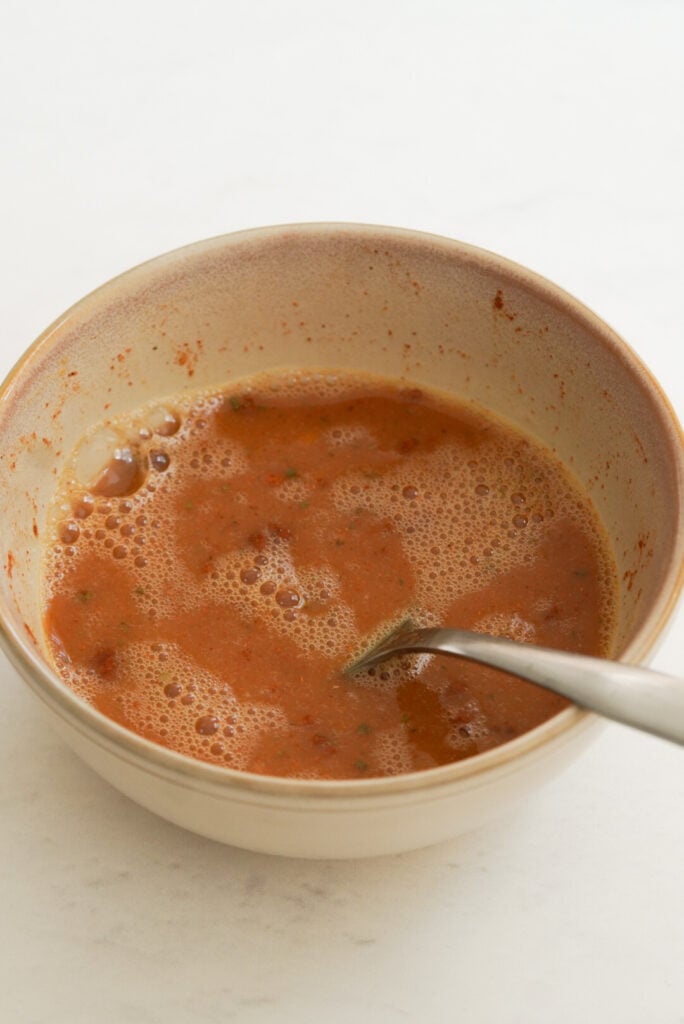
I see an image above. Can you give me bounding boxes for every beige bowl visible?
[1,224,682,858]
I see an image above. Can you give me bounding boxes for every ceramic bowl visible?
[0,224,682,858]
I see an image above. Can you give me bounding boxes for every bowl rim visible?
[1,221,683,800]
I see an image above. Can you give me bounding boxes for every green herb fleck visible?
[229,395,243,411]
[119,621,131,633]
[284,467,298,479]
[398,577,405,586]
[75,589,92,603]
[357,722,371,735]
[184,500,194,511]
[298,500,310,510]
[401,712,411,724]
[573,569,590,578]
[354,759,369,772]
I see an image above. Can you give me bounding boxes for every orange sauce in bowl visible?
[43,371,617,779]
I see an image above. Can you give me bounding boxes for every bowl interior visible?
[0,225,681,746]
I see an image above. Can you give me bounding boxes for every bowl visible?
[0,224,682,858]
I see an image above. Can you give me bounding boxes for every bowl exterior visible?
[43,679,600,858]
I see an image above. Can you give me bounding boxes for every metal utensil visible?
[347,623,684,746]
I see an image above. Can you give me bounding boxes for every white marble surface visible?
[2,2,684,1021]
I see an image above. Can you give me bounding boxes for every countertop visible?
[2,2,683,1021]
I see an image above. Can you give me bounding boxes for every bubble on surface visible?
[58,640,288,768]
[58,521,80,545]
[92,447,147,497]
[150,449,170,472]
[147,406,181,437]
[374,725,414,775]
[474,612,538,645]
[73,425,124,486]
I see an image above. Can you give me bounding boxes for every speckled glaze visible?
[0,224,682,858]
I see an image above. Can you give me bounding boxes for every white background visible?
[2,2,684,1022]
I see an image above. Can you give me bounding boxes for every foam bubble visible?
[474,613,538,644]
[55,640,288,768]
[375,725,414,775]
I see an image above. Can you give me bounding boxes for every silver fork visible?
[347,623,684,747]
